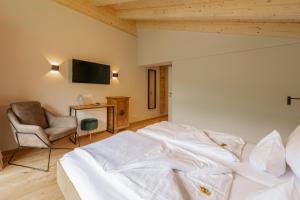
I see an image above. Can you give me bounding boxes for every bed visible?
[57,122,299,200]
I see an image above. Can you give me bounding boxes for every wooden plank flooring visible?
[0,116,167,200]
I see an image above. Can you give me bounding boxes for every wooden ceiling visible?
[54,0,300,38]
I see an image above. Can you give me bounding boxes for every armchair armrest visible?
[45,110,77,129]
[7,109,50,147]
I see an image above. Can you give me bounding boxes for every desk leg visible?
[69,108,79,145]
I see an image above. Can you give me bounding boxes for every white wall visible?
[0,0,160,151]
[138,29,300,143]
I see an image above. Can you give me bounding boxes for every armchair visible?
[7,101,79,172]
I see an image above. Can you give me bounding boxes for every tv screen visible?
[72,59,110,84]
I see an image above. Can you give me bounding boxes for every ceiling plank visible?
[54,0,137,36]
[118,0,300,22]
[137,21,300,38]
[112,0,223,10]
[93,0,137,6]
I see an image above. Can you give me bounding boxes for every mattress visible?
[59,136,290,200]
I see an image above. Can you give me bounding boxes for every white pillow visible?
[203,129,245,158]
[246,177,300,200]
[249,130,286,177]
[286,125,300,178]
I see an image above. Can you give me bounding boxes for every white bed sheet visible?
[225,143,294,188]
[60,150,141,200]
[230,143,296,200]
[59,136,292,200]
[230,143,266,200]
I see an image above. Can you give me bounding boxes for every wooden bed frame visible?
[57,161,81,200]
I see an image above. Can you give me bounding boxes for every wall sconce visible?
[112,72,119,79]
[287,96,300,105]
[51,65,59,72]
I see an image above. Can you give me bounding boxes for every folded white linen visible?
[115,167,233,200]
[110,145,231,175]
[203,129,245,158]
[137,121,240,163]
[109,147,234,200]
[73,130,234,200]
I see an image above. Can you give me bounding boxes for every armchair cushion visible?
[45,110,77,128]
[11,101,49,129]
[45,127,77,142]
[45,110,77,141]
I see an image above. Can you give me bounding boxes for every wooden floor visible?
[0,116,167,200]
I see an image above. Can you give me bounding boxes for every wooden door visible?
[148,69,156,109]
[0,150,3,170]
[159,66,168,114]
[168,66,173,121]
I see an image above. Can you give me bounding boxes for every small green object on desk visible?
[81,118,98,141]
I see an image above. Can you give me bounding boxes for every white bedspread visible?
[61,130,234,200]
[61,122,297,200]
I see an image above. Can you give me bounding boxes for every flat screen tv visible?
[72,59,110,84]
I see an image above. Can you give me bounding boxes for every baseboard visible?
[129,114,168,127]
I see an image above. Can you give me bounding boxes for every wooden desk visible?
[69,104,115,133]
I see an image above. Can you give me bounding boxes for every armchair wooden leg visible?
[8,147,51,172]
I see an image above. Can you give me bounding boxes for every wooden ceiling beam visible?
[93,0,137,6]
[137,21,300,38]
[118,0,300,22]
[112,0,224,10]
[54,0,137,36]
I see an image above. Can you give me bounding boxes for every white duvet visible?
[61,127,239,200]
[60,122,300,200]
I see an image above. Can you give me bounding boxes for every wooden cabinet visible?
[107,96,130,133]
